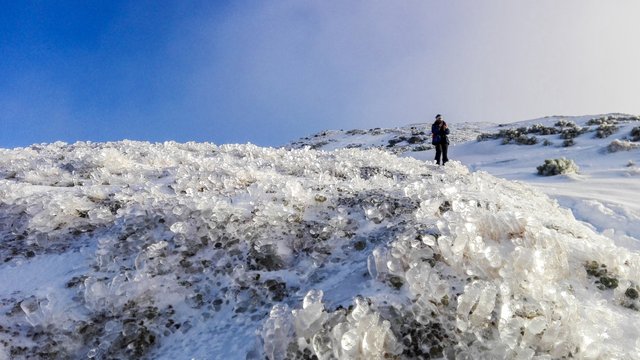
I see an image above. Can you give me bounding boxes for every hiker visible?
[431,114,450,165]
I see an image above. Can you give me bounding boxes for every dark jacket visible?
[431,121,450,145]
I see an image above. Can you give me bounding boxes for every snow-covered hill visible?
[415,114,640,251]
[291,114,640,250]
[287,122,488,154]
[0,114,639,359]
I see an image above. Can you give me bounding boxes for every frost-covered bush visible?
[406,135,424,144]
[411,145,431,152]
[388,136,424,147]
[594,123,620,138]
[617,115,640,123]
[585,260,619,290]
[477,123,569,145]
[543,139,553,146]
[607,139,640,153]
[562,139,575,147]
[476,133,499,142]
[387,137,406,147]
[310,141,330,149]
[478,126,545,145]
[631,126,640,142]
[495,129,519,142]
[496,130,536,145]
[509,135,537,145]
[536,158,579,176]
[527,123,559,135]
[346,129,368,136]
[560,127,588,140]
[263,291,402,360]
[554,119,577,128]
[1,141,640,359]
[586,116,618,126]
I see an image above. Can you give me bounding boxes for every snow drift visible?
[0,140,639,359]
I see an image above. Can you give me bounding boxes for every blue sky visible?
[2,1,640,148]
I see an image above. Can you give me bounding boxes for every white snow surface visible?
[0,114,639,359]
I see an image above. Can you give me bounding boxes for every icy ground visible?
[0,114,639,359]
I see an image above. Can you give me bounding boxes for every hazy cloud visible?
[174,0,640,145]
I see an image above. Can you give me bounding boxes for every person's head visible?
[434,114,442,125]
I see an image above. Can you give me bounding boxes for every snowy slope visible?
[287,122,487,153]
[0,114,639,359]
[295,113,640,250]
[419,114,640,250]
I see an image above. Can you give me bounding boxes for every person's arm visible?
[442,123,450,135]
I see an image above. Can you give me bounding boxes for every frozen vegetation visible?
[607,139,640,153]
[536,158,580,176]
[0,129,640,359]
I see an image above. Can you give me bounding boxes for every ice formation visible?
[0,140,639,359]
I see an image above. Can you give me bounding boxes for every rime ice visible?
[0,136,638,359]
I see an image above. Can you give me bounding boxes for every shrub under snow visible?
[0,142,639,359]
[607,139,640,153]
[594,123,620,139]
[536,157,579,176]
[631,126,640,142]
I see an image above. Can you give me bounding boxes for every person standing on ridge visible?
[431,114,450,165]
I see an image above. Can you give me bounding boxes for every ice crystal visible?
[0,141,638,359]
